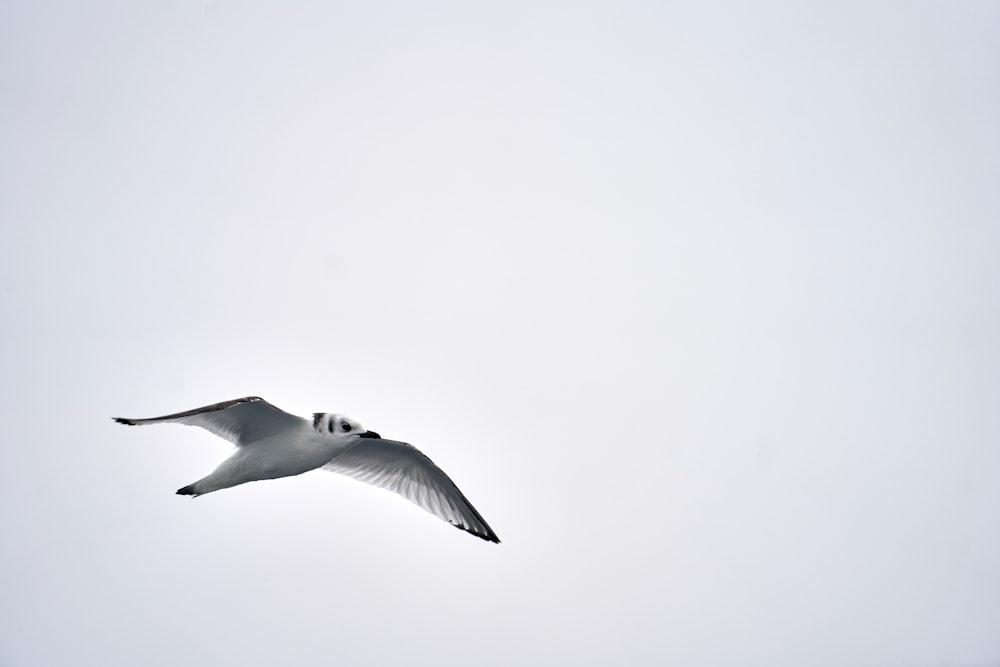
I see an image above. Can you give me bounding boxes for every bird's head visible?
[312,412,381,440]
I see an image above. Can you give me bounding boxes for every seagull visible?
[113,396,499,543]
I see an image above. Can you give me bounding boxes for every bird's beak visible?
[359,430,381,439]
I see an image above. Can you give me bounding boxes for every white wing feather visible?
[323,439,500,543]
[112,396,304,446]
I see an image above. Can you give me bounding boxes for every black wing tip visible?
[112,417,137,425]
[176,484,198,496]
[455,523,501,544]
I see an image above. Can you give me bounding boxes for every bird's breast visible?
[247,431,343,479]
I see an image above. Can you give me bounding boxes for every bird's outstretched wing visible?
[323,438,500,543]
[112,396,303,447]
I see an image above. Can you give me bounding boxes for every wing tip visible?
[455,523,501,544]
[112,417,137,425]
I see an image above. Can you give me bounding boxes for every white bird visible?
[113,396,500,543]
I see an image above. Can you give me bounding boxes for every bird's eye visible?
[341,422,352,432]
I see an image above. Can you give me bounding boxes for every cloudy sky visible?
[2,2,998,666]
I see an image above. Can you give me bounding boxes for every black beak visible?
[359,430,381,439]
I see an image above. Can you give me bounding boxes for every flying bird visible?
[113,396,499,543]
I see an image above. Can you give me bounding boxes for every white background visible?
[2,2,998,666]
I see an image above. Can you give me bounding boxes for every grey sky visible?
[2,2,998,666]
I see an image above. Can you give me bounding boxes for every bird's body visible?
[113,396,499,543]
[177,427,338,495]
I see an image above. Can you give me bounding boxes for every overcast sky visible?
[2,2,999,666]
